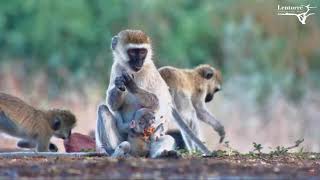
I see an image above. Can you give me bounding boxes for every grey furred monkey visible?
[159,65,225,152]
[95,29,211,158]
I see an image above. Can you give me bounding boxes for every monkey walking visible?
[0,93,77,152]
[96,29,211,158]
[159,65,225,152]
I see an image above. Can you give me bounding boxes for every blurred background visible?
[0,0,319,153]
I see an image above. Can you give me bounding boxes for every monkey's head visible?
[48,109,77,140]
[130,108,155,134]
[196,64,222,103]
[111,29,152,73]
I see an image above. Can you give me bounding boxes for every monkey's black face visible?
[205,93,214,102]
[205,86,221,103]
[127,48,148,72]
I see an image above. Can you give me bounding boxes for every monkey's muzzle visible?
[205,93,214,102]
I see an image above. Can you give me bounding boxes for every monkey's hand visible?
[122,71,138,93]
[115,76,126,91]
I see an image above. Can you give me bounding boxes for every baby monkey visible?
[0,93,77,152]
[128,108,164,157]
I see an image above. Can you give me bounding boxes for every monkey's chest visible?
[120,95,143,123]
[128,134,150,157]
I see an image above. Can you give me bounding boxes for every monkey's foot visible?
[157,150,180,159]
[49,143,58,152]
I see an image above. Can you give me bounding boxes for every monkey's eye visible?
[52,118,61,131]
[127,49,136,57]
[205,72,213,79]
[139,49,147,56]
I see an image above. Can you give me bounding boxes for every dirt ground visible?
[0,153,319,179]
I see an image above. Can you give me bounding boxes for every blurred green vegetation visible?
[0,0,319,102]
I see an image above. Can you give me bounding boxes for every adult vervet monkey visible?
[95,29,211,157]
[159,65,225,151]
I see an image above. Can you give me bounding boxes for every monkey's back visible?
[0,93,51,137]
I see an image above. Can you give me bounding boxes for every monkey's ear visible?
[111,35,119,50]
[51,118,61,131]
[200,68,214,79]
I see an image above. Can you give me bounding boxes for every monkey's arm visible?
[171,108,211,155]
[123,73,159,111]
[193,101,225,143]
[131,88,159,111]
[107,85,127,111]
[17,140,58,152]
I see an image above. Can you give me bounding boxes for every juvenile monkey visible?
[127,108,161,157]
[0,93,77,152]
[159,64,225,151]
[96,29,211,158]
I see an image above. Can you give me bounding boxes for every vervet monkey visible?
[0,93,76,152]
[128,108,168,157]
[159,64,225,151]
[96,29,211,158]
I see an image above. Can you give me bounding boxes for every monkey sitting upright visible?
[159,64,225,152]
[97,71,164,157]
[0,93,77,152]
[96,29,211,158]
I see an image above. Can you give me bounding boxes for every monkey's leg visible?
[95,104,122,155]
[171,108,211,155]
[194,102,225,143]
[111,141,131,158]
[36,137,50,152]
[17,139,36,148]
[180,131,194,152]
[17,140,59,152]
[150,135,176,158]
[190,121,203,152]
[178,109,201,153]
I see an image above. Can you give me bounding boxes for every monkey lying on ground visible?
[96,29,211,158]
[0,93,77,152]
[159,64,225,151]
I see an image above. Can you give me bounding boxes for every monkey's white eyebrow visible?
[126,43,150,49]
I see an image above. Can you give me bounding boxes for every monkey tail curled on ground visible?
[0,92,77,152]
